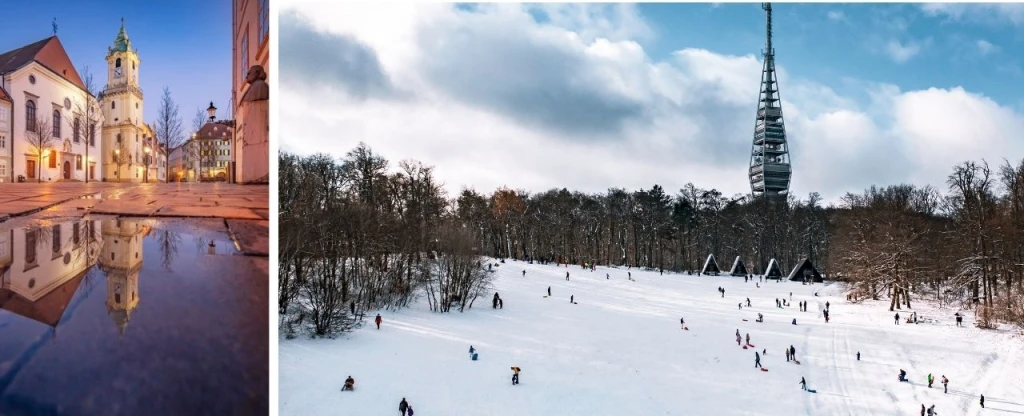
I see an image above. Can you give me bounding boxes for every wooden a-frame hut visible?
[787,258,823,283]
[729,257,748,276]
[764,258,783,279]
[701,254,721,276]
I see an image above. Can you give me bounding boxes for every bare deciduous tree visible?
[156,87,185,183]
[26,117,56,182]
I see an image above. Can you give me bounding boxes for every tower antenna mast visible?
[748,2,791,199]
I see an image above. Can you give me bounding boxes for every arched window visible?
[115,58,122,68]
[25,100,36,131]
[53,110,61,138]
[52,225,61,254]
[73,118,80,143]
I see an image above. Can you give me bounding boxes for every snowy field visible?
[279,260,1024,415]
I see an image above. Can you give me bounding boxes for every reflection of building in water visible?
[98,219,146,336]
[0,220,101,326]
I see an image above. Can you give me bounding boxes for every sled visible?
[742,319,749,322]
[543,296,548,298]
[760,368,768,372]
[742,345,748,349]
[747,343,756,348]
[683,326,689,331]
[793,360,801,365]
[806,389,817,393]
[573,302,578,305]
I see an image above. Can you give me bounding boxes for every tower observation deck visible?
[749,2,791,198]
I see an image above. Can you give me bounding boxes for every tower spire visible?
[748,2,791,198]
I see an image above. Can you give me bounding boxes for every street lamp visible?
[144,145,151,183]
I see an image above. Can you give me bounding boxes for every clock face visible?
[114,67,123,78]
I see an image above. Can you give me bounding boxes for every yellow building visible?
[100,19,148,183]
[99,219,144,336]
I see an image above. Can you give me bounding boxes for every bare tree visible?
[69,66,101,183]
[110,137,132,182]
[26,117,56,182]
[156,87,184,183]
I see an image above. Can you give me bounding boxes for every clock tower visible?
[100,18,147,182]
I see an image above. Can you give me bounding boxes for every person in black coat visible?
[399,398,409,415]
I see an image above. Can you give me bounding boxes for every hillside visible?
[280,260,1024,415]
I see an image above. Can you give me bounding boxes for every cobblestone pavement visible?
[0,182,269,256]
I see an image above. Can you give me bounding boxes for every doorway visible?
[63,161,71,179]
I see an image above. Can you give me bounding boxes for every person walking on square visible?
[566,271,570,281]
[941,375,948,393]
[399,398,409,415]
[894,313,900,325]
[375,314,382,330]
[755,351,762,368]
[511,366,521,385]
[927,373,934,388]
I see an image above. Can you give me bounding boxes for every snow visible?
[279,260,1024,415]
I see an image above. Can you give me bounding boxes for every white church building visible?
[0,36,103,183]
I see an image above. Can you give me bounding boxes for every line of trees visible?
[279,143,1024,336]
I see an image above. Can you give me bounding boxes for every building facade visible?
[233,0,270,184]
[100,21,149,183]
[99,219,144,335]
[0,90,10,182]
[0,36,103,183]
[197,119,234,181]
[0,219,101,327]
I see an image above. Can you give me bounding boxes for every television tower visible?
[748,2,791,198]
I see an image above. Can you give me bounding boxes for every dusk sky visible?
[281,2,1024,204]
[0,0,233,126]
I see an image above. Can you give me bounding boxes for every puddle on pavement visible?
[0,217,268,415]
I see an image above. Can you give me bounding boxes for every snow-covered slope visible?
[279,260,1024,415]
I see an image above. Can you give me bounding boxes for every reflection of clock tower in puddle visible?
[99,219,144,336]
[100,18,146,183]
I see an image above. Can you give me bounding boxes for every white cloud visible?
[921,3,1024,25]
[884,40,921,63]
[280,3,1024,204]
[976,39,997,55]
[827,11,845,22]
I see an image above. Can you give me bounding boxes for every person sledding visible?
[756,313,763,323]
[342,376,355,391]
[898,369,908,382]
[511,366,521,385]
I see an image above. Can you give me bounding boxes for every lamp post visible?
[144,145,151,183]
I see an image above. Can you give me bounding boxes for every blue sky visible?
[635,3,1023,108]
[281,3,1024,203]
[0,0,232,125]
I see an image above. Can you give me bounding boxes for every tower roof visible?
[0,36,88,93]
[108,17,134,57]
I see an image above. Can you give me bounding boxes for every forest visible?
[279,143,1024,336]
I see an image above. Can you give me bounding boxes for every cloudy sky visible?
[279,2,1024,203]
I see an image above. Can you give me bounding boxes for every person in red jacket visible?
[375,314,382,330]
